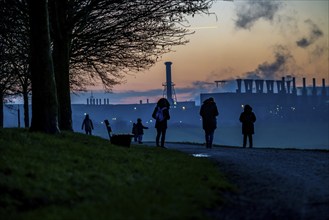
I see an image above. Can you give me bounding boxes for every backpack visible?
[155,107,166,122]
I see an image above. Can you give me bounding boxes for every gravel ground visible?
[162,143,329,220]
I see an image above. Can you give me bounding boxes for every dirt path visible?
[163,143,329,220]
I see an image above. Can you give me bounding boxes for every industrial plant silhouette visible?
[4,62,329,149]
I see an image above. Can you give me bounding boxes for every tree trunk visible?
[53,37,73,131]
[51,0,73,131]
[0,91,3,128]
[28,0,60,134]
[23,87,30,128]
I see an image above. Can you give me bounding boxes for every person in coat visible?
[81,114,94,135]
[239,104,256,148]
[104,119,112,140]
[199,97,219,148]
[152,98,170,148]
[135,118,148,144]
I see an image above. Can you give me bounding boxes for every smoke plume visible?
[296,19,323,48]
[245,46,294,79]
[235,0,283,29]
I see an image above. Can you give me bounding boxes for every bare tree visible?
[28,0,59,133]
[1,0,31,128]
[0,46,18,127]
[0,2,19,127]
[50,0,215,131]
[2,0,215,132]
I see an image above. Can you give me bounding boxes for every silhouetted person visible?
[132,123,138,142]
[200,97,219,148]
[152,98,170,148]
[239,104,256,148]
[135,118,148,144]
[81,114,94,135]
[104,119,112,140]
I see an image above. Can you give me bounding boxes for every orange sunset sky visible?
[82,0,328,104]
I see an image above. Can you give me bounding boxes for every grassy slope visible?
[0,129,232,220]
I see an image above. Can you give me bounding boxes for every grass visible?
[0,128,232,220]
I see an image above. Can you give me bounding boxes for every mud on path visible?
[164,143,329,220]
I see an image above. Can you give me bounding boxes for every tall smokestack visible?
[244,79,253,93]
[312,78,317,96]
[322,78,327,96]
[255,80,264,93]
[281,77,286,94]
[165,62,174,104]
[236,79,242,93]
[276,80,282,94]
[302,78,307,96]
[266,80,274,93]
[292,77,297,95]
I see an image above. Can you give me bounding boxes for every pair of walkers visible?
[200,97,256,148]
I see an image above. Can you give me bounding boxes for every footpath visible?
[153,143,329,220]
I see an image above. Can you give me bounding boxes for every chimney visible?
[302,78,307,96]
[255,79,264,93]
[322,78,327,96]
[292,77,297,95]
[312,78,317,96]
[266,80,274,93]
[276,80,282,94]
[281,77,286,94]
[244,79,253,93]
[236,79,242,93]
[165,62,174,104]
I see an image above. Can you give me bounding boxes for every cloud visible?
[234,0,283,29]
[296,19,323,48]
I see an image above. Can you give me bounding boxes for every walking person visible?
[104,119,112,140]
[135,118,148,144]
[200,97,219,148]
[239,104,256,148]
[81,114,94,135]
[152,98,170,148]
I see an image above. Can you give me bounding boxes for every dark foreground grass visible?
[0,128,232,220]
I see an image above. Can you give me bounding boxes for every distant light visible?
[241,104,244,108]
[134,107,137,110]
[150,119,153,123]
[182,106,186,110]
[101,121,104,124]
[192,153,211,158]
[84,113,87,115]
[179,121,182,123]
[112,118,117,121]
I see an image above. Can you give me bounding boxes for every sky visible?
[75,0,329,105]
